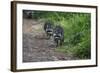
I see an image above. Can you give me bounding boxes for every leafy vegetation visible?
[31,10,91,59]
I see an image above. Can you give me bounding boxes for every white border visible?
[17,3,96,69]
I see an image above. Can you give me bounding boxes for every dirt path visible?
[23,18,73,62]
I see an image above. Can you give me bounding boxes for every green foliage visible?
[31,10,91,59]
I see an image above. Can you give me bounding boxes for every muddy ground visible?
[23,18,74,62]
